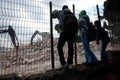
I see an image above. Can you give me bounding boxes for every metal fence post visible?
[49,1,55,69]
[72,4,77,64]
[96,5,101,26]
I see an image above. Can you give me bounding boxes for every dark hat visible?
[62,5,68,10]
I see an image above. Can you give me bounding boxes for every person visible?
[94,20,110,63]
[51,5,77,69]
[78,10,98,65]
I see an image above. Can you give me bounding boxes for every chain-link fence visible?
[0,0,51,76]
[0,0,119,77]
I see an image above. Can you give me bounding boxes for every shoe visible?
[100,60,109,64]
[64,64,73,70]
[82,62,96,66]
[82,62,90,65]
[59,64,67,69]
[68,64,73,69]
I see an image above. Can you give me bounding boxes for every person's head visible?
[62,5,68,10]
[94,20,101,27]
[79,10,86,18]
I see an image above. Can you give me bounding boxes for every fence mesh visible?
[0,0,51,76]
[0,0,119,77]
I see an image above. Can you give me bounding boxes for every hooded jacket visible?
[78,10,90,35]
[51,8,71,33]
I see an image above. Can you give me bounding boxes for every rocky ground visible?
[0,33,120,80]
[0,50,120,80]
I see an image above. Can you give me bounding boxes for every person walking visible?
[78,10,98,65]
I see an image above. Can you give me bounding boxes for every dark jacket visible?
[96,27,110,43]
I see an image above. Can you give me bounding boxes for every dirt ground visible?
[0,33,120,80]
[0,50,120,80]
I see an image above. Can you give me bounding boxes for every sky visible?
[44,0,106,11]
[39,0,106,8]
[52,0,105,8]
[0,0,106,48]
[42,0,106,22]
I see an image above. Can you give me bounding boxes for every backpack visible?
[82,17,96,42]
[62,12,78,38]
